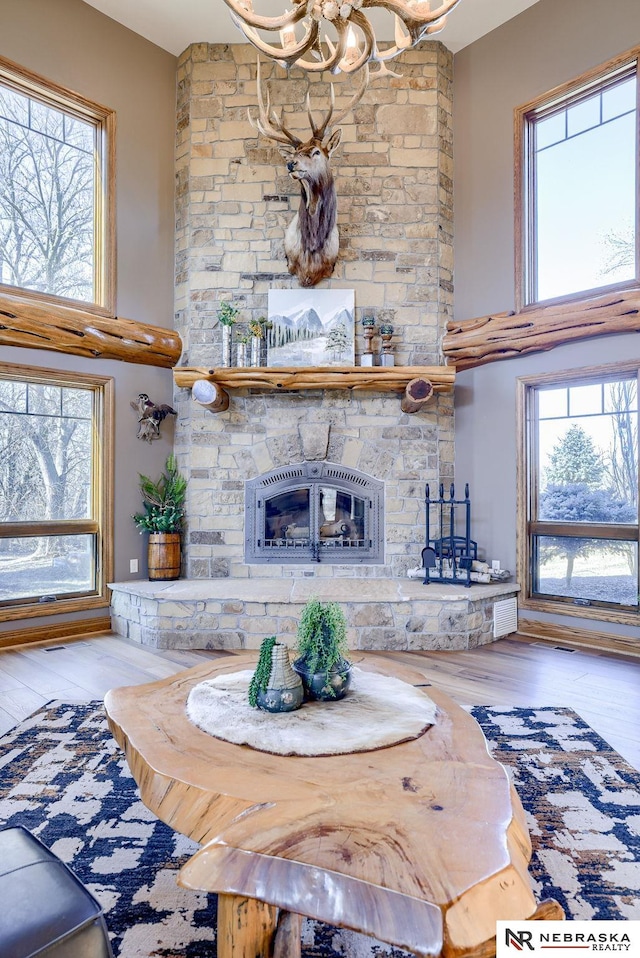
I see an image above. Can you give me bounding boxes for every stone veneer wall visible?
[174,43,455,580]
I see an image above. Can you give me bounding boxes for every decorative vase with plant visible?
[248,636,304,713]
[235,331,250,367]
[218,300,240,367]
[132,454,187,581]
[293,599,351,701]
[248,317,270,367]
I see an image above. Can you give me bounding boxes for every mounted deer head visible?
[250,62,369,287]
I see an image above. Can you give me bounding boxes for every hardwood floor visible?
[0,632,638,769]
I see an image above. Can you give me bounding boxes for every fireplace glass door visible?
[245,462,383,564]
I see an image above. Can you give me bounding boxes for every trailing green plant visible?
[248,635,278,707]
[295,599,349,674]
[132,454,187,534]
[217,301,240,326]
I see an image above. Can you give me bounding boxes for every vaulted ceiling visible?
[82,0,541,56]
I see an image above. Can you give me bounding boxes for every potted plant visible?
[217,300,240,367]
[293,599,351,701]
[132,454,187,580]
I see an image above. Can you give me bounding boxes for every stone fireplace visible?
[109,42,520,650]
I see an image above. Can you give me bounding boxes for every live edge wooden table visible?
[104,654,562,958]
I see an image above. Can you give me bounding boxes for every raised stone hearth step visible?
[109,578,520,652]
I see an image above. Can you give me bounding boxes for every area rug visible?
[0,703,638,958]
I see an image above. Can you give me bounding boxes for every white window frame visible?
[0,361,114,622]
[0,55,116,316]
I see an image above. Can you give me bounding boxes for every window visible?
[518,364,639,623]
[0,363,113,621]
[516,49,639,308]
[0,56,115,314]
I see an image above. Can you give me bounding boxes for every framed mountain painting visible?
[267,289,355,367]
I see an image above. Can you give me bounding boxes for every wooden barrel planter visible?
[148,533,181,580]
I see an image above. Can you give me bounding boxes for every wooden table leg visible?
[217,894,278,958]
[274,911,302,958]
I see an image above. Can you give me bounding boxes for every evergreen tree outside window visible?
[0,56,115,314]
[518,366,639,622]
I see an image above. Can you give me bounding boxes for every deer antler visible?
[306,63,370,142]
[222,0,464,75]
[248,59,303,147]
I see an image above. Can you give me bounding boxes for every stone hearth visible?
[109,578,519,651]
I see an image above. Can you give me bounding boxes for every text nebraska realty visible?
[509,930,631,951]
[529,931,631,951]
[541,932,631,951]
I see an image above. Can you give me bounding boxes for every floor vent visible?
[493,597,518,638]
[42,646,67,653]
[531,642,577,653]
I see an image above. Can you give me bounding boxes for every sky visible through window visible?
[533,75,636,302]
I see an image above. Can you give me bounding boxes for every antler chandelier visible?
[221,0,463,75]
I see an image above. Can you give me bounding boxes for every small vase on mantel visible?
[221,325,232,367]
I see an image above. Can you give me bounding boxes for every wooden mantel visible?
[173,365,455,413]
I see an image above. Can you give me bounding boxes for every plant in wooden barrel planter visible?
[132,454,187,580]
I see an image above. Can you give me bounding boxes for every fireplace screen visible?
[245,462,384,564]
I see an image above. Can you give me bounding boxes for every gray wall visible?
[453,0,640,637]
[0,0,178,635]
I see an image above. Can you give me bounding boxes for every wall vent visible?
[493,597,518,638]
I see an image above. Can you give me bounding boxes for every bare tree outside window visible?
[0,85,95,302]
[0,377,96,601]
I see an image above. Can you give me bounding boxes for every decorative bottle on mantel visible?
[379,324,395,367]
[360,315,376,367]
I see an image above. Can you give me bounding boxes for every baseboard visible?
[516,617,640,660]
[0,616,112,650]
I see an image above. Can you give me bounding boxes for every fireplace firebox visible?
[245,462,384,564]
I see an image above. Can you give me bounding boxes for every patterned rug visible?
[0,702,638,957]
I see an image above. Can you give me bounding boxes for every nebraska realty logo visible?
[496,921,640,957]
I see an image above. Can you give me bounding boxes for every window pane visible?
[538,387,567,419]
[29,100,64,139]
[537,378,638,523]
[567,96,600,137]
[0,87,29,125]
[0,534,95,601]
[0,84,96,303]
[0,384,93,522]
[63,115,94,152]
[568,383,602,416]
[533,536,638,607]
[536,112,565,150]
[602,77,636,122]
[535,111,636,300]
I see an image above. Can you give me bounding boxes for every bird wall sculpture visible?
[130,393,177,442]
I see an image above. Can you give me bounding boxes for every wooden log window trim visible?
[442,286,640,371]
[0,361,114,623]
[516,361,640,627]
[0,54,116,318]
